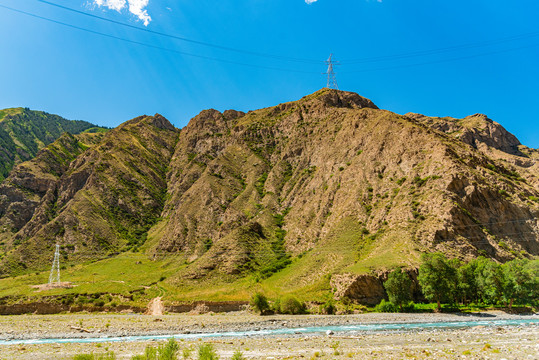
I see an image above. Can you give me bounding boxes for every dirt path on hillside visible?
[145,297,163,315]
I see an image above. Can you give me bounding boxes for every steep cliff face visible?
[0,108,98,180]
[1,115,177,273]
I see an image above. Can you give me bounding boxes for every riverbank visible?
[0,311,537,359]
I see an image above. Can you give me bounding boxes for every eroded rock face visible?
[0,133,104,241]
[330,273,385,305]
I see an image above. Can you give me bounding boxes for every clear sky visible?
[1,0,538,147]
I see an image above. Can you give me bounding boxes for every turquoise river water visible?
[0,318,537,346]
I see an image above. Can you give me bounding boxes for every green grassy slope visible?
[0,108,99,180]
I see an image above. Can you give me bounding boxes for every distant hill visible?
[0,107,100,181]
[0,90,537,304]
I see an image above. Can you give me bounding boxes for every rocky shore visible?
[0,311,537,359]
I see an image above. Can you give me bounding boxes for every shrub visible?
[159,339,180,360]
[374,299,397,313]
[271,298,281,313]
[250,293,269,314]
[279,296,306,314]
[131,338,179,360]
[231,350,245,360]
[320,299,336,315]
[198,343,219,360]
[401,301,416,312]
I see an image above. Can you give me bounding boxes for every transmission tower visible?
[324,54,339,90]
[49,244,60,285]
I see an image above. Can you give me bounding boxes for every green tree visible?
[502,259,538,308]
[475,258,504,305]
[523,260,539,306]
[383,268,412,311]
[457,257,488,304]
[250,292,269,314]
[418,252,457,310]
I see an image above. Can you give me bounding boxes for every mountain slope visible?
[0,90,537,303]
[143,89,538,296]
[0,108,99,181]
[1,115,177,274]
[0,131,106,247]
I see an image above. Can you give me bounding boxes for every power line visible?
[35,0,323,65]
[0,4,319,74]
[339,31,539,65]
[4,3,538,77]
[340,41,539,74]
[38,0,539,67]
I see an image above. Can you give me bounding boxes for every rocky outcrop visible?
[407,113,522,156]
[330,273,385,305]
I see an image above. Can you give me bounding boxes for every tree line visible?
[385,253,538,311]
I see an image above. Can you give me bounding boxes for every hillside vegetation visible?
[0,108,99,180]
[0,89,537,306]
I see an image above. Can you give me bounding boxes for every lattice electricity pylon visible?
[324,54,339,89]
[49,244,60,284]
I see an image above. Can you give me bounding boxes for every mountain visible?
[1,115,177,273]
[0,107,99,181]
[0,89,537,303]
[0,132,106,248]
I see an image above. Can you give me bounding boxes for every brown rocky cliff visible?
[151,89,538,287]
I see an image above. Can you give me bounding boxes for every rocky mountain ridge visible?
[0,90,537,301]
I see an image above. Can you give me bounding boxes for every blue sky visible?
[1,0,538,147]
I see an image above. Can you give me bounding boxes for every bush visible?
[271,298,281,313]
[374,299,397,313]
[250,293,269,314]
[198,343,219,360]
[320,299,336,315]
[401,301,416,312]
[131,338,179,360]
[231,350,245,360]
[279,296,306,314]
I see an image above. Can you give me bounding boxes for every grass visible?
[0,252,185,305]
[0,215,422,304]
[259,217,362,300]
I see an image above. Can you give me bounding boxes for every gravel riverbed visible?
[0,311,537,359]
